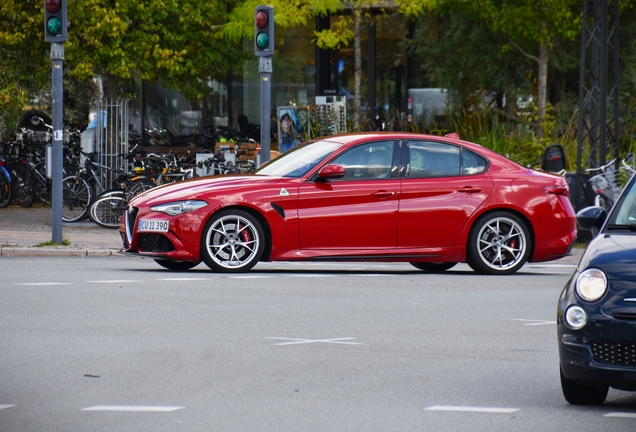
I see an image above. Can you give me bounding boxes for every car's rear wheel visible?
[560,367,608,405]
[154,259,200,270]
[467,212,531,275]
[200,209,264,273]
[409,262,457,272]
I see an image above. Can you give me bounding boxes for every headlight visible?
[576,268,607,301]
[565,306,587,330]
[150,200,208,216]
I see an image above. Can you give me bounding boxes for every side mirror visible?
[576,206,607,237]
[317,164,345,180]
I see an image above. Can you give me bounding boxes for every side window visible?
[330,141,395,180]
[462,149,487,175]
[407,141,460,178]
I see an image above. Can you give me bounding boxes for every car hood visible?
[130,175,283,204]
[579,234,636,279]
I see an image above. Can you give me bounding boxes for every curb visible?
[0,248,122,257]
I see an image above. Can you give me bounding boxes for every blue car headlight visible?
[576,268,607,301]
[150,200,208,216]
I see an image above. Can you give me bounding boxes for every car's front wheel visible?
[201,209,264,272]
[409,262,457,272]
[560,368,608,405]
[467,212,531,275]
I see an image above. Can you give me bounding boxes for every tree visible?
[398,0,582,138]
[0,0,245,135]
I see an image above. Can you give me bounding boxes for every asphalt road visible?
[1,257,635,431]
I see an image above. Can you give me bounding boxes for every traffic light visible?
[44,0,67,43]
[254,6,274,56]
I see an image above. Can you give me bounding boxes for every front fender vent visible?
[271,202,285,219]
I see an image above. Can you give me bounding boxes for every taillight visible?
[543,185,569,197]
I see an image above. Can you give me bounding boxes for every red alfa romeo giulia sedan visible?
[119,132,577,274]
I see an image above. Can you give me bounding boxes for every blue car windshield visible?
[255,140,342,178]
[609,175,636,225]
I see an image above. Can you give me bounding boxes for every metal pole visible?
[259,56,272,164]
[50,42,64,244]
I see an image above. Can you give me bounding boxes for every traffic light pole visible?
[259,56,272,164]
[50,43,64,244]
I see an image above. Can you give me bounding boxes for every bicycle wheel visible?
[62,175,93,222]
[89,193,127,229]
[32,172,51,204]
[11,164,35,208]
[128,179,156,198]
[0,168,11,208]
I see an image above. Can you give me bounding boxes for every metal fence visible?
[94,98,130,189]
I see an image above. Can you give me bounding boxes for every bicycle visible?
[586,153,636,212]
[0,156,12,208]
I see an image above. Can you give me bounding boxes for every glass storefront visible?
[132,12,407,147]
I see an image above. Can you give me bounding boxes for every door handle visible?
[458,186,482,194]
[371,190,396,198]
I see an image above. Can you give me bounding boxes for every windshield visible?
[255,140,342,178]
[608,174,636,225]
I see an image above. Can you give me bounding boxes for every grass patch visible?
[34,237,71,247]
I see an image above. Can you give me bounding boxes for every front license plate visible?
[138,219,169,232]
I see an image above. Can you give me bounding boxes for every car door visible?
[397,140,494,248]
[297,141,400,249]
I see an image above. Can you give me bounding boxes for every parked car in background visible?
[558,172,636,404]
[119,132,576,274]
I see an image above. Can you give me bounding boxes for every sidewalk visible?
[0,205,122,257]
[0,204,585,262]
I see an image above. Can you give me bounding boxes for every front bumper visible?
[118,204,206,262]
[558,327,636,391]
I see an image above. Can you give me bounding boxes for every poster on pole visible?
[276,106,302,153]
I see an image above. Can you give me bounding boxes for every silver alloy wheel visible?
[205,214,260,269]
[475,216,527,271]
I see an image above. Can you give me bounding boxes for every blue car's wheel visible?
[560,367,608,405]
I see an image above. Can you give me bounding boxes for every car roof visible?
[317,132,485,151]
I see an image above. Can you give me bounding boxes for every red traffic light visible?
[255,10,268,29]
[46,0,61,13]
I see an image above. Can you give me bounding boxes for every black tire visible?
[200,209,265,273]
[410,262,457,272]
[154,259,200,270]
[62,175,93,222]
[89,193,127,229]
[11,165,35,208]
[0,168,11,208]
[467,211,531,275]
[560,367,608,405]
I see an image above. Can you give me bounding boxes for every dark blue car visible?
[558,172,636,404]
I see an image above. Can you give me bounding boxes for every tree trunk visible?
[536,22,550,139]
[353,11,362,131]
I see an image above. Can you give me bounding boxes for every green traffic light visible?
[256,32,269,50]
[47,17,62,36]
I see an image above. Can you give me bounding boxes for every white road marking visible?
[0,405,15,410]
[512,319,556,326]
[425,405,519,414]
[156,278,210,281]
[527,264,577,268]
[267,337,362,346]
[84,280,142,284]
[81,405,184,412]
[14,282,72,286]
[604,412,636,418]
[228,276,273,279]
